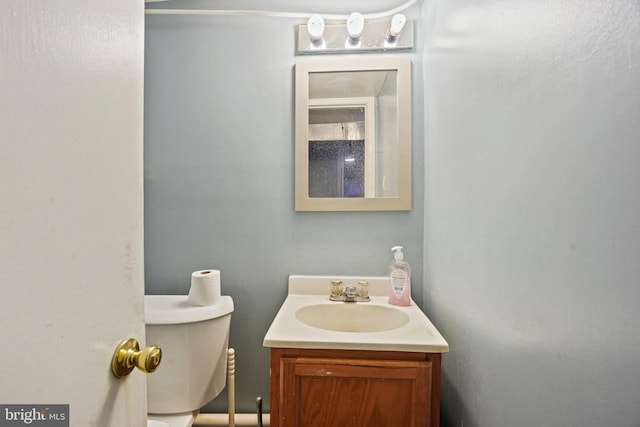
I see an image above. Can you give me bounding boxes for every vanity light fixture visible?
[297,13,413,54]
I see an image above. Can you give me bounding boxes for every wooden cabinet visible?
[270,348,441,427]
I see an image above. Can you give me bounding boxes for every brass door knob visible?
[111,338,162,378]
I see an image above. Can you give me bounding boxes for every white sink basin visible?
[263,275,449,353]
[296,303,409,332]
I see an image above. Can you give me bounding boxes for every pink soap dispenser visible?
[388,246,411,306]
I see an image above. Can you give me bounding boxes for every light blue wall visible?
[423,1,640,426]
[144,0,425,413]
[146,0,640,423]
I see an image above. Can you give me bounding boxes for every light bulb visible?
[346,12,364,40]
[387,14,406,41]
[307,15,325,44]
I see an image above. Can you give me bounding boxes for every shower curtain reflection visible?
[308,139,365,198]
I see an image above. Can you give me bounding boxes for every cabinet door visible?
[279,357,432,427]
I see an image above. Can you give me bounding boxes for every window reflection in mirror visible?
[295,56,411,211]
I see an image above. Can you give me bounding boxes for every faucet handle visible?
[330,280,343,298]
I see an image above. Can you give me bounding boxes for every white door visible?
[0,1,147,426]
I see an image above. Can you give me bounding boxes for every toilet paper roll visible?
[187,269,221,306]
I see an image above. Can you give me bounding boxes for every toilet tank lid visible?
[145,295,234,325]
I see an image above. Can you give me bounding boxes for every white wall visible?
[423,0,640,425]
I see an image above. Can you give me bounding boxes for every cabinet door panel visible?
[279,357,432,427]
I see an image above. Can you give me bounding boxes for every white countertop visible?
[262,275,449,353]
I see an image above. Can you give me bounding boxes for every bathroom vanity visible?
[264,276,449,427]
[269,347,440,427]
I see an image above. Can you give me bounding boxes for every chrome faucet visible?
[329,281,370,302]
[344,285,358,302]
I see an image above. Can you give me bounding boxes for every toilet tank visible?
[144,295,234,415]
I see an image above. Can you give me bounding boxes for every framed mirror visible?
[295,55,412,211]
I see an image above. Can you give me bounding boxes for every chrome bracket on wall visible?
[297,19,414,55]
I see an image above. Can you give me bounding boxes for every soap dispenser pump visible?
[388,246,411,306]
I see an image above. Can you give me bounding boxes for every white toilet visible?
[144,294,234,427]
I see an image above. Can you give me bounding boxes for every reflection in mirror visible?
[308,102,371,198]
[295,56,411,211]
